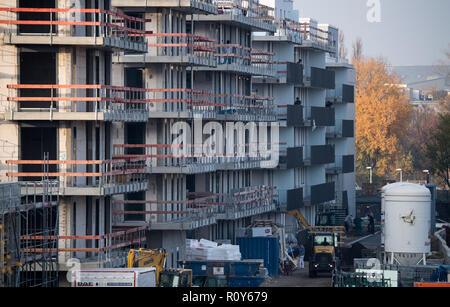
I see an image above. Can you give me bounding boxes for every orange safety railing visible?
[214,44,274,72]
[112,141,281,169]
[215,0,274,23]
[112,195,222,224]
[145,33,216,58]
[21,226,148,262]
[6,84,148,111]
[4,158,147,188]
[0,7,146,46]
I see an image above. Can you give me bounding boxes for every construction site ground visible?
[260,262,331,287]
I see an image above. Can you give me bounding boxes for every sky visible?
[294,0,450,66]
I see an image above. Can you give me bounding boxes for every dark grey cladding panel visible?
[311,145,335,165]
[287,105,304,127]
[342,155,355,173]
[342,120,354,138]
[311,67,335,89]
[287,147,304,169]
[311,182,335,205]
[311,107,335,126]
[287,63,303,85]
[287,187,304,211]
[342,84,355,103]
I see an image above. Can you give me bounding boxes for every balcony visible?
[216,186,277,220]
[327,84,355,104]
[190,0,276,33]
[111,0,218,15]
[198,44,275,76]
[309,182,335,205]
[297,20,337,53]
[112,196,219,231]
[306,67,335,89]
[277,187,304,211]
[279,146,303,169]
[115,33,217,67]
[54,226,149,270]
[279,106,334,127]
[4,158,148,196]
[304,145,335,166]
[254,62,303,84]
[326,119,354,139]
[113,141,280,174]
[4,84,149,122]
[0,8,147,52]
[145,89,276,121]
[326,155,355,174]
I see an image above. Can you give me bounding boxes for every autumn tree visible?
[426,113,450,188]
[402,105,440,172]
[354,56,413,180]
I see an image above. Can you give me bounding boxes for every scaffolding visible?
[1,176,59,287]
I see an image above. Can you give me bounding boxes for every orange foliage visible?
[354,57,413,177]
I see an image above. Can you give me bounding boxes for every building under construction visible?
[0,0,356,286]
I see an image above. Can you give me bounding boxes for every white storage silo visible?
[382,183,431,265]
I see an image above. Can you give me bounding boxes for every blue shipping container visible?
[236,237,279,277]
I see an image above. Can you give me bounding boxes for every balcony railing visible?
[111,0,218,14]
[305,144,335,165]
[297,21,336,51]
[273,18,303,44]
[216,185,277,219]
[112,195,220,229]
[309,182,335,205]
[5,158,147,195]
[25,226,148,269]
[274,62,303,84]
[327,84,355,103]
[279,145,303,169]
[326,155,355,174]
[141,33,216,66]
[279,105,334,127]
[214,44,274,75]
[0,7,146,52]
[5,84,149,122]
[326,120,354,138]
[215,0,275,27]
[309,67,335,89]
[147,88,275,119]
[277,187,303,211]
[113,142,280,173]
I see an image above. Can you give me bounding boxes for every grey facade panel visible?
[287,63,303,85]
[311,107,335,126]
[311,182,335,205]
[286,147,304,169]
[342,84,354,103]
[310,145,335,165]
[311,67,335,89]
[287,105,304,127]
[342,120,354,138]
[342,155,355,173]
[287,188,304,211]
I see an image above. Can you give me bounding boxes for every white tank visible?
[382,183,431,254]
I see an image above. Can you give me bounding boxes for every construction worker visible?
[368,212,375,234]
[298,243,305,269]
[294,97,302,106]
[344,214,353,233]
[354,216,362,236]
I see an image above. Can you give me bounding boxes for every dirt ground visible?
[260,262,332,287]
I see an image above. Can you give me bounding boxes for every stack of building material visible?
[185,239,241,261]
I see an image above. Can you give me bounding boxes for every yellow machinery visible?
[127,248,192,287]
[287,210,344,277]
